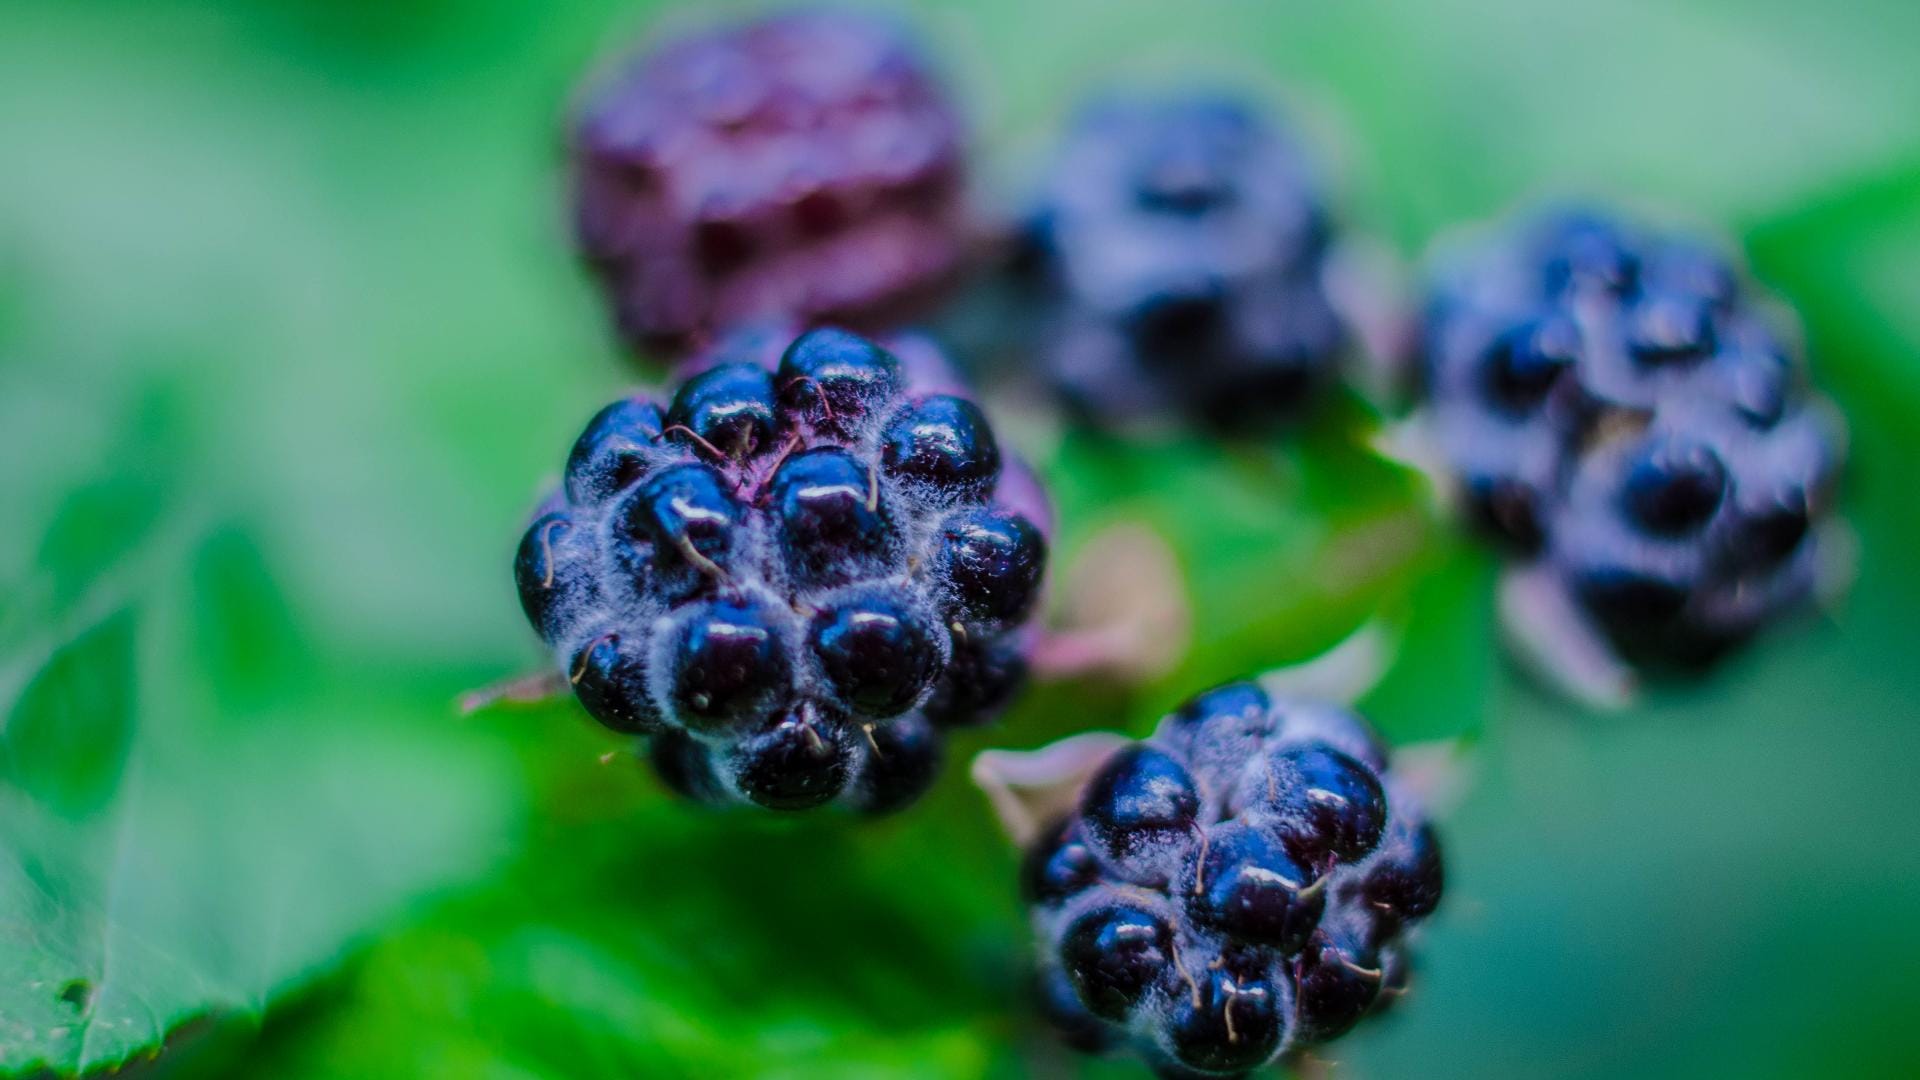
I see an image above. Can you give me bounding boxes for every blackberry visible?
[513,328,1048,812]
[1012,93,1346,430]
[1419,208,1844,673]
[570,9,969,358]
[1026,684,1442,1075]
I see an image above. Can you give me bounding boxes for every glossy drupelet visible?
[1025,683,1442,1077]
[570,9,969,357]
[1012,94,1346,430]
[1421,209,1843,668]
[515,328,1047,812]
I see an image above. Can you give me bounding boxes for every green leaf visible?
[0,528,522,1077]
[1357,542,1501,745]
[189,525,311,710]
[1041,396,1443,726]
[0,611,136,817]
[194,767,1033,1080]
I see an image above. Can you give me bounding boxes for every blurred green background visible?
[3,1,1919,1077]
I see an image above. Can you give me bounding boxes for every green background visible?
[3,1,1919,1077]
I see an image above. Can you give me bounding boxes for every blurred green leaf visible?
[189,526,311,710]
[1358,541,1500,746]
[1041,396,1442,726]
[0,526,521,1077]
[0,611,136,819]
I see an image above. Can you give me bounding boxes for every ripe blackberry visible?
[1012,93,1346,430]
[570,9,969,358]
[1026,682,1442,1076]
[514,327,1048,812]
[1545,397,1840,671]
[1419,208,1844,674]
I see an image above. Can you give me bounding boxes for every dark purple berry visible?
[1654,243,1738,307]
[1183,821,1325,954]
[1080,745,1202,875]
[1460,472,1549,555]
[667,596,792,733]
[881,395,1001,502]
[1168,681,1271,739]
[514,512,594,644]
[1125,102,1250,214]
[1732,485,1812,566]
[771,448,894,585]
[627,463,742,575]
[569,632,662,735]
[845,713,941,815]
[1023,817,1103,908]
[1161,945,1286,1074]
[1161,681,1275,787]
[1723,354,1789,428]
[729,705,853,810]
[569,10,966,355]
[920,634,1027,729]
[564,398,665,505]
[666,362,776,460]
[1572,564,1693,628]
[1291,930,1383,1045]
[1542,214,1639,295]
[777,327,903,429]
[1128,286,1229,361]
[1362,822,1445,926]
[1483,316,1577,414]
[1016,93,1343,430]
[1622,439,1727,536]
[935,509,1047,625]
[809,594,942,718]
[1630,292,1717,365]
[1059,901,1175,1021]
[1258,746,1387,867]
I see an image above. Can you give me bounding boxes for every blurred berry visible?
[571,10,969,356]
[1012,93,1346,430]
[1420,208,1845,673]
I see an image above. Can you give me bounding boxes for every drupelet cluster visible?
[1025,682,1442,1077]
[515,327,1047,812]
[1422,210,1843,668]
[1012,94,1346,430]
[571,9,969,357]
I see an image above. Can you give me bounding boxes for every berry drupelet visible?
[515,327,1048,812]
[1420,209,1844,672]
[1025,682,1442,1076]
[1012,93,1346,430]
[1545,396,1840,671]
[570,9,970,358]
